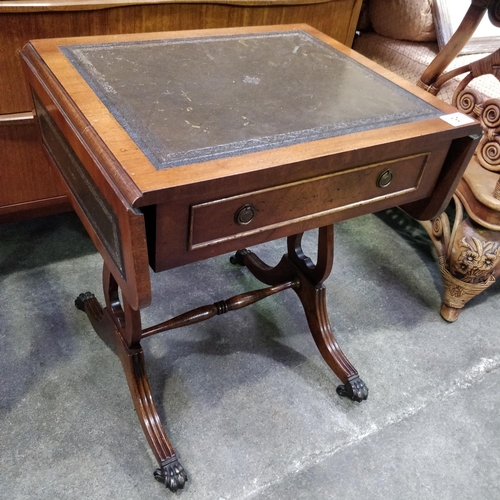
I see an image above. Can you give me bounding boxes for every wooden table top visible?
[60,29,441,169]
[21,24,482,308]
[22,25,477,207]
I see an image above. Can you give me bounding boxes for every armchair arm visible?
[418,0,498,93]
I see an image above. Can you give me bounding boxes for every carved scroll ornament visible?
[452,51,500,174]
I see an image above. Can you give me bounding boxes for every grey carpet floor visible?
[1,210,499,500]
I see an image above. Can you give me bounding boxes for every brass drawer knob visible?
[377,169,394,188]
[235,204,256,225]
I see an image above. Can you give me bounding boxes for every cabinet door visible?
[0,120,69,222]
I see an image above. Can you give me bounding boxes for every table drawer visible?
[189,152,431,249]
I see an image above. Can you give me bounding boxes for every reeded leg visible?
[75,266,187,492]
[123,345,187,492]
[294,276,368,402]
[420,196,500,322]
[232,226,368,402]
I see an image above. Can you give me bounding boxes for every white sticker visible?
[440,112,475,126]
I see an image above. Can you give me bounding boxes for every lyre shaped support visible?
[231,226,368,402]
[75,226,368,491]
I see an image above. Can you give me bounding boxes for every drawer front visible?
[189,152,431,249]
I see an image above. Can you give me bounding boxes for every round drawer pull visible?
[235,204,256,225]
[377,169,394,188]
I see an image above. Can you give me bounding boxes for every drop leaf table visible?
[21,25,480,491]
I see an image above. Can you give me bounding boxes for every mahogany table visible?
[21,25,480,491]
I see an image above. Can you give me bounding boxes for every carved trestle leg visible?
[74,226,368,490]
[231,226,368,402]
[420,196,500,322]
[75,266,187,492]
[75,264,304,490]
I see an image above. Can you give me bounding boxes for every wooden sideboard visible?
[0,0,362,222]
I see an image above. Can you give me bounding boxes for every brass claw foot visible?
[229,249,251,266]
[336,376,369,402]
[75,291,95,311]
[154,457,188,492]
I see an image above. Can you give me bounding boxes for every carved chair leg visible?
[232,226,368,402]
[420,197,500,322]
[75,265,187,492]
[440,219,500,322]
